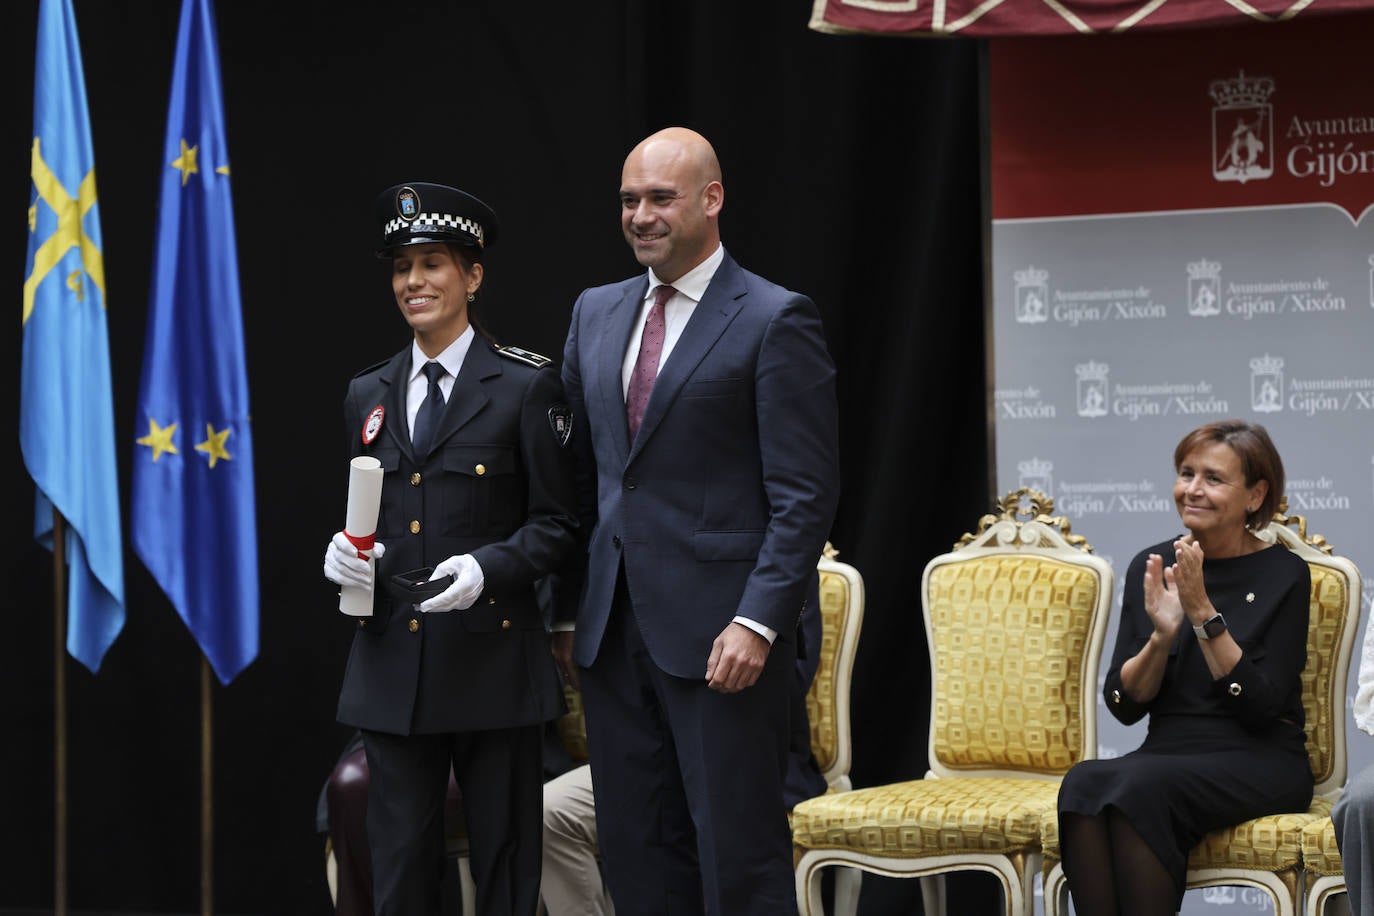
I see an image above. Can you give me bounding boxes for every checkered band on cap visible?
[383,212,486,246]
[374,181,499,255]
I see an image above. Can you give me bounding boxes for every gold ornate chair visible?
[792,489,1112,916]
[1041,510,1362,916]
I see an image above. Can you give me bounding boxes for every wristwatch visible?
[1193,613,1228,640]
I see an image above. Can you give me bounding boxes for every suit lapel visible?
[629,258,746,458]
[428,339,496,454]
[596,279,649,462]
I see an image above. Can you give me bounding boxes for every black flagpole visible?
[52,508,68,916]
[201,657,214,916]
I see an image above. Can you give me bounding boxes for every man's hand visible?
[324,531,386,588]
[552,630,578,690]
[418,555,484,612]
[705,622,770,693]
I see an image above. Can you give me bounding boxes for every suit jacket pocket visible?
[692,529,766,561]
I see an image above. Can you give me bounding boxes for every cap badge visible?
[362,405,386,444]
[396,187,420,222]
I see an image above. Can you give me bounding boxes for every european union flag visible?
[132,0,258,684]
[21,0,125,673]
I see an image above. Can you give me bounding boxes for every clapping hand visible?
[1168,537,1210,623]
[1142,550,1184,638]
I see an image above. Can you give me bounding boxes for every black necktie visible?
[412,361,446,457]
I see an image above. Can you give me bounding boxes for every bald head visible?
[620,128,725,282]
[627,127,722,186]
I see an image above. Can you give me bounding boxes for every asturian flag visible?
[132,0,258,684]
[21,0,125,673]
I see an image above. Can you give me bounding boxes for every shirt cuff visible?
[733,616,777,645]
[551,621,575,633]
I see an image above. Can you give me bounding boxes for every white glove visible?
[323,531,386,588]
[418,554,484,613]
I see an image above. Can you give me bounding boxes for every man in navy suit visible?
[554,127,840,914]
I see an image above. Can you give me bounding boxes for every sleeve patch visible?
[547,404,574,447]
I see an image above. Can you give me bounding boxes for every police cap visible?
[375,181,499,257]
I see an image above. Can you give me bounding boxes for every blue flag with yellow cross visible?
[132,0,259,684]
[21,0,126,673]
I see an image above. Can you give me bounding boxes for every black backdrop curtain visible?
[3,1,991,912]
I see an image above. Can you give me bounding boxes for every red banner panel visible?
[810,0,1374,36]
[990,16,1374,220]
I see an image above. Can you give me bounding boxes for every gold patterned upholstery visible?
[810,546,865,792]
[1302,815,1347,916]
[791,777,1060,856]
[1301,815,1342,877]
[1041,512,1362,916]
[793,489,1112,916]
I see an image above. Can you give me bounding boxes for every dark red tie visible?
[626,285,674,442]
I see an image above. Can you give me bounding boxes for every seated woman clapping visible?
[1057,419,1313,916]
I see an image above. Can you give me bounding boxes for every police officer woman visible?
[323,182,577,916]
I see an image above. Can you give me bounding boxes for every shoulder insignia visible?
[497,345,553,369]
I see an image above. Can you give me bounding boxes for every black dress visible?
[1057,537,1314,908]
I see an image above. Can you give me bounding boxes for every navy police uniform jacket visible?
[336,339,578,736]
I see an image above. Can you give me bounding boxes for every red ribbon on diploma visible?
[344,529,375,560]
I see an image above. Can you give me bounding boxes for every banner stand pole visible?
[201,657,214,916]
[52,508,68,916]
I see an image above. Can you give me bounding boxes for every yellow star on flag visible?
[195,424,233,468]
[136,418,180,461]
[172,138,199,187]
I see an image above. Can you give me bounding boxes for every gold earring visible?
[467,293,475,302]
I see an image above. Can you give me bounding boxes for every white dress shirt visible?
[406,327,474,438]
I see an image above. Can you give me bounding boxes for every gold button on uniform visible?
[410,472,421,486]
[475,463,486,476]
[410,520,421,534]
[501,619,511,630]
[488,597,496,605]
[1111,689,1121,704]
[408,619,420,633]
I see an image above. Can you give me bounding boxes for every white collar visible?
[647,243,725,304]
[409,325,475,382]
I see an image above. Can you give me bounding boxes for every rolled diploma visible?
[339,455,384,616]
